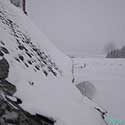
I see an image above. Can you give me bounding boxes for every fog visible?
[27,0,125,57]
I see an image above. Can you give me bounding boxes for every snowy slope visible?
[0,0,107,124]
[74,57,125,121]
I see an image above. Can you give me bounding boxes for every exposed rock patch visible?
[0,80,16,96]
[0,58,9,80]
[0,96,55,125]
[0,57,55,125]
[106,46,125,58]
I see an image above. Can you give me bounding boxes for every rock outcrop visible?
[0,58,9,80]
[0,58,55,125]
[76,81,96,100]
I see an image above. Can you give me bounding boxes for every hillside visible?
[0,0,107,125]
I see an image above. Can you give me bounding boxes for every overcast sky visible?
[27,0,125,57]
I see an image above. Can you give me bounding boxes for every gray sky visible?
[27,0,125,57]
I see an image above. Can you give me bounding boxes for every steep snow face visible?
[0,1,71,78]
[0,0,106,125]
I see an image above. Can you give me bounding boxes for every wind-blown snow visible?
[0,0,106,124]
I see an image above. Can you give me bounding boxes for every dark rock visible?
[19,55,24,61]
[27,60,32,65]
[0,50,4,56]
[26,52,32,58]
[0,77,55,125]
[0,80,16,96]
[43,70,48,76]
[51,70,57,77]
[18,45,25,50]
[0,96,55,125]
[24,63,29,67]
[15,57,20,62]
[0,58,9,80]
[35,65,40,70]
[34,114,55,125]
[29,81,34,86]
[0,47,9,54]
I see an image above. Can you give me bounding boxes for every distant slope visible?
[0,0,106,124]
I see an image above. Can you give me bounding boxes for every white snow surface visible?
[0,0,106,125]
[74,57,125,121]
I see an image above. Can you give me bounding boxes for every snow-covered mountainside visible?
[74,57,125,122]
[0,0,107,124]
